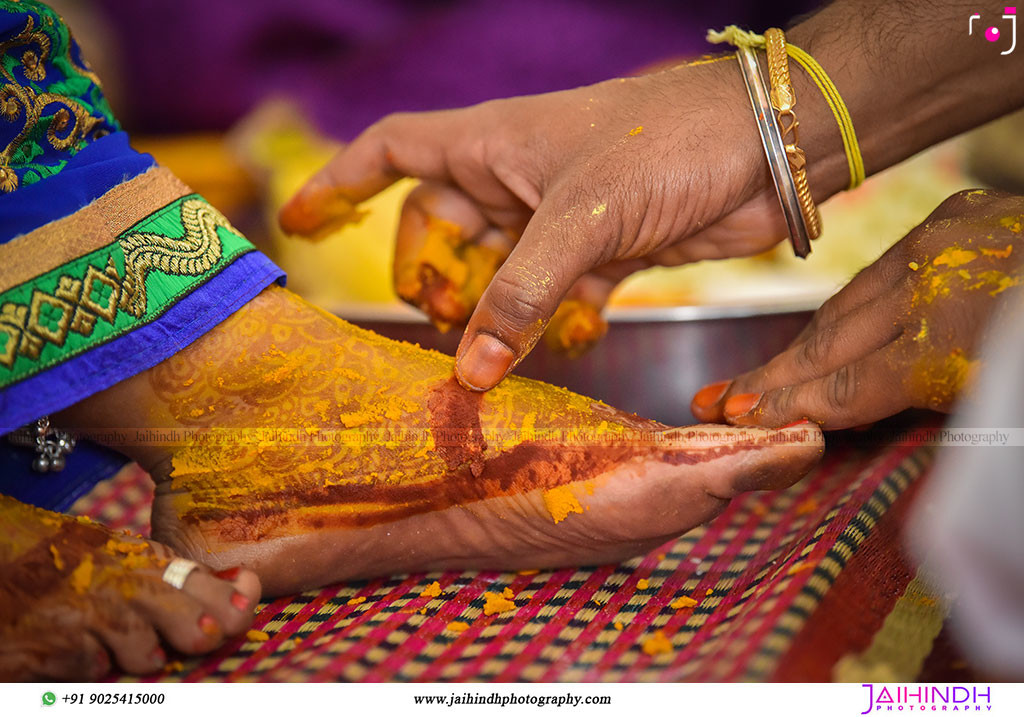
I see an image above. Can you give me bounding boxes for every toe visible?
[89,608,163,675]
[179,567,260,637]
[130,584,221,656]
[128,562,260,654]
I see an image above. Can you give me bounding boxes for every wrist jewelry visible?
[764,28,821,242]
[708,25,866,256]
[734,44,813,258]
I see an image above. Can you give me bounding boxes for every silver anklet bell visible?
[6,416,76,472]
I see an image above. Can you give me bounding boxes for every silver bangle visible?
[735,45,813,259]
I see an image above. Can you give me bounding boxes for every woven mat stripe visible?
[456,566,594,682]
[579,456,819,682]
[548,540,695,682]
[580,484,758,680]
[682,449,868,681]
[695,446,891,681]
[581,482,788,681]
[641,449,856,681]
[196,588,341,681]
[303,576,435,682]
[211,580,389,681]
[619,463,825,682]
[662,447,873,681]
[385,572,508,682]
[258,589,397,682]
[365,573,483,681]
[296,575,441,681]
[717,446,916,681]
[729,445,923,681]
[770,451,930,681]
[71,463,152,533]
[486,566,611,682]
[269,580,398,680]
[540,561,665,682]
[576,532,701,681]
[662,451,860,681]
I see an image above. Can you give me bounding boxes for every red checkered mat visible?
[72,435,944,682]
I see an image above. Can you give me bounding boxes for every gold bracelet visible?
[763,28,821,241]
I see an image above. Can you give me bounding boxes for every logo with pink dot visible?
[970,7,1018,54]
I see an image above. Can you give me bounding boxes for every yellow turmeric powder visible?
[69,554,93,595]
[482,591,516,616]
[641,630,673,656]
[542,486,584,524]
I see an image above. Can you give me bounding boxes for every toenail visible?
[693,380,731,408]
[456,333,514,391]
[724,392,762,418]
[198,614,220,636]
[213,566,241,582]
[230,591,251,612]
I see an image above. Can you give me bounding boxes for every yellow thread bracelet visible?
[707,25,865,190]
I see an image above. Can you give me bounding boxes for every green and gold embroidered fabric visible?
[0,193,258,388]
[0,0,118,191]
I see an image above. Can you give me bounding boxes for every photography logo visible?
[860,684,993,713]
[970,7,1018,54]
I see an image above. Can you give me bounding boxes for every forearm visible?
[786,0,1024,200]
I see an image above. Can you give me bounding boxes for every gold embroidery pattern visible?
[118,198,230,318]
[0,256,121,368]
[0,10,112,192]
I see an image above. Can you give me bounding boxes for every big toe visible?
[128,552,260,659]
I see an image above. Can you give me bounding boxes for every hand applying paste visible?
[282,0,1024,392]
[693,190,1024,429]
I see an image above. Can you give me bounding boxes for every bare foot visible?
[62,287,823,596]
[0,496,259,680]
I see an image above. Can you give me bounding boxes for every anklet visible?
[6,416,76,472]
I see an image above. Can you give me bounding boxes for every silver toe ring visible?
[162,558,200,590]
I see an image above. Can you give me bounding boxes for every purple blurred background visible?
[92,0,818,139]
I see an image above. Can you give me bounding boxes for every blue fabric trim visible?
[0,132,154,244]
[0,251,285,434]
[0,439,129,512]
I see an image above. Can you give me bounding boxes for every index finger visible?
[278,111,461,239]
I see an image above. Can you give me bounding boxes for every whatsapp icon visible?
[42,691,56,706]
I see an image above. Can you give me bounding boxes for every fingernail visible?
[456,333,514,391]
[231,591,251,612]
[213,566,241,582]
[724,392,763,418]
[693,380,732,408]
[150,646,165,665]
[198,614,219,636]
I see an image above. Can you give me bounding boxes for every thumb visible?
[454,192,609,391]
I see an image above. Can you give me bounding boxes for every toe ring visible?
[162,558,199,590]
